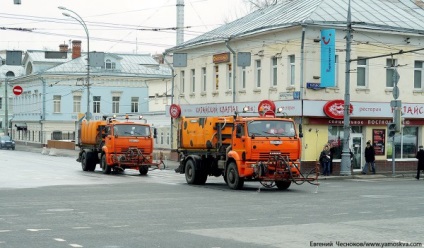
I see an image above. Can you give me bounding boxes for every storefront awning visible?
[15,123,27,131]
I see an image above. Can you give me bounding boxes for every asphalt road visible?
[1,149,424,248]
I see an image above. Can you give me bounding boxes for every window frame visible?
[271,57,278,87]
[255,59,262,88]
[356,57,368,88]
[289,55,295,86]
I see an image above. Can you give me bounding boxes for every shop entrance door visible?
[350,134,363,171]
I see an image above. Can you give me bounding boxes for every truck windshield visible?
[247,120,295,137]
[113,124,150,137]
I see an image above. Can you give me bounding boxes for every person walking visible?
[415,145,424,180]
[362,141,376,174]
[328,142,336,175]
[320,145,331,176]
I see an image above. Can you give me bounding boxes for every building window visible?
[386,58,397,87]
[289,55,295,86]
[227,64,232,90]
[180,71,185,93]
[131,97,139,113]
[93,96,101,113]
[271,57,278,86]
[191,69,195,93]
[240,67,246,90]
[160,132,164,144]
[53,95,61,113]
[201,67,207,92]
[73,96,81,113]
[357,57,368,87]
[255,60,261,88]
[167,132,170,145]
[328,126,363,160]
[387,126,418,159]
[105,59,116,70]
[414,61,424,89]
[214,66,219,90]
[112,96,120,113]
[0,97,2,109]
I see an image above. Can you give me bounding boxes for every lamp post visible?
[58,6,91,121]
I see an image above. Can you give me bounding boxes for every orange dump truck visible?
[76,116,161,175]
[174,100,319,190]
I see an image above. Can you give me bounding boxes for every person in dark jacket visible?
[361,141,376,174]
[415,145,424,180]
[320,145,331,176]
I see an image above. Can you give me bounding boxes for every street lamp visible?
[58,6,91,121]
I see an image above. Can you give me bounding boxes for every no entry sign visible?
[12,85,23,96]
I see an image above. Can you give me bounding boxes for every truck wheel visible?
[139,166,148,175]
[86,152,96,171]
[81,152,89,171]
[226,162,244,190]
[196,170,208,185]
[101,154,111,174]
[275,181,291,190]
[185,159,197,184]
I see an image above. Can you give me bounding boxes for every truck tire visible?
[275,181,291,190]
[226,162,244,190]
[185,159,197,184]
[86,152,96,171]
[139,166,148,175]
[81,152,89,171]
[101,154,111,174]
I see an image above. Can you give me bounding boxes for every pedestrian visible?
[361,141,376,174]
[328,142,335,174]
[320,145,331,176]
[415,145,424,180]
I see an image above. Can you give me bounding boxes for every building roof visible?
[168,0,424,51]
[24,51,171,79]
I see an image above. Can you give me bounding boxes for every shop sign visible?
[213,53,230,64]
[323,99,353,119]
[169,104,182,119]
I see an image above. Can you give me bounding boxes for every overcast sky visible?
[0,0,247,55]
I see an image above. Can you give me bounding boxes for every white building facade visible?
[6,42,172,148]
[166,0,424,173]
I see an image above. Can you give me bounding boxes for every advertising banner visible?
[320,29,336,87]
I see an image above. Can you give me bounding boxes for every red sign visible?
[169,104,181,119]
[12,85,23,96]
[323,99,353,119]
[258,100,276,117]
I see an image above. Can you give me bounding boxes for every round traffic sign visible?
[392,85,399,99]
[12,85,23,96]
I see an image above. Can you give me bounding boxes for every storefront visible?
[167,99,423,174]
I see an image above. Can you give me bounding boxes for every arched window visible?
[105,59,116,70]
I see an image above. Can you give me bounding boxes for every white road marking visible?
[27,229,51,232]
[46,209,74,212]
[69,244,83,248]
[72,227,91,229]
[0,230,11,233]
[54,238,66,242]
[333,213,349,216]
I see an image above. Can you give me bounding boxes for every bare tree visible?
[243,0,280,11]
[223,0,281,23]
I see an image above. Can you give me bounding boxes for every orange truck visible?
[174,100,319,190]
[76,115,161,175]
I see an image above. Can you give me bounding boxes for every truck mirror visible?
[298,124,303,138]
[236,124,242,138]
[153,128,157,138]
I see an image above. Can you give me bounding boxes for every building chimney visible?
[59,44,69,52]
[72,40,82,59]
